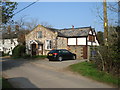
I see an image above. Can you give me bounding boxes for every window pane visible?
[46,40,52,50]
[38,44,41,50]
[68,38,76,45]
[38,31,42,38]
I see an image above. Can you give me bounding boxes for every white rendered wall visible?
[87,36,99,46]
[93,32,96,35]
[89,31,92,35]
[0,38,18,55]
[68,38,76,45]
[0,40,3,51]
[77,37,86,45]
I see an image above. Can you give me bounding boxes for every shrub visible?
[12,45,26,58]
[22,54,31,59]
[1,51,9,57]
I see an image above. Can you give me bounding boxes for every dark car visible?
[47,49,76,61]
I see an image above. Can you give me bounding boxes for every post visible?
[103,0,108,46]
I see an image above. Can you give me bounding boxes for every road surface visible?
[2,57,114,88]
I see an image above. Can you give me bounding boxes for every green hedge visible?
[12,45,26,58]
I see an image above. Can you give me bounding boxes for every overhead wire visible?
[13,0,39,16]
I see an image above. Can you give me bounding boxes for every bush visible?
[0,51,9,57]
[12,45,26,58]
[22,54,31,59]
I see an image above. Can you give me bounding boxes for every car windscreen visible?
[49,50,59,53]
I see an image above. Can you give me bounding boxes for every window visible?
[89,35,95,42]
[62,50,70,54]
[38,44,42,50]
[2,40,4,44]
[68,38,76,45]
[37,31,42,38]
[45,40,52,50]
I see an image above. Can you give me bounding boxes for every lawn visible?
[69,61,119,86]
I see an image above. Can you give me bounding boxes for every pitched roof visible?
[1,32,18,39]
[58,27,92,37]
[45,27,58,32]
[26,24,95,38]
[1,30,30,39]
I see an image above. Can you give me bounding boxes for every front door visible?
[83,46,87,59]
[31,44,36,56]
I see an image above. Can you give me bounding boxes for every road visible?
[2,57,114,88]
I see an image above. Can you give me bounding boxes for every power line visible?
[13,0,39,16]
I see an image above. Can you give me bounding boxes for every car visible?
[47,49,76,61]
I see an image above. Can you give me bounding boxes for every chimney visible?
[72,25,74,29]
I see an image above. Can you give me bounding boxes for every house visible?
[0,33,18,55]
[25,24,99,59]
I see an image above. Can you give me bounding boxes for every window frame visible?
[89,35,95,42]
[38,44,42,50]
[45,40,52,50]
[37,31,42,38]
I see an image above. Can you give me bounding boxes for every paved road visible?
[2,57,114,88]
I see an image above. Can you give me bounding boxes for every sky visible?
[12,2,118,31]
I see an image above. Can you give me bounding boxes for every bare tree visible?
[15,15,28,30]
[25,18,39,30]
[107,2,120,13]
[40,21,53,28]
[93,2,118,28]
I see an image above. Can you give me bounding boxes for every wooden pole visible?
[103,0,108,46]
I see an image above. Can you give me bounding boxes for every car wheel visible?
[58,56,62,61]
[73,55,76,60]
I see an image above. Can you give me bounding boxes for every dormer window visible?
[37,31,42,38]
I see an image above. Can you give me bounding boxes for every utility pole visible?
[103,0,108,46]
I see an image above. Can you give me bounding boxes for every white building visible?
[0,34,18,55]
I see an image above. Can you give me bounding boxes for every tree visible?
[91,2,119,76]
[97,31,104,45]
[40,22,53,28]
[2,2,18,24]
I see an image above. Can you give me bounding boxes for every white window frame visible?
[45,40,52,50]
[38,44,42,50]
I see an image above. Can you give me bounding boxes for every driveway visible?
[2,57,114,88]
[30,59,86,71]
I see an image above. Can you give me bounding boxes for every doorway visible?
[31,43,36,56]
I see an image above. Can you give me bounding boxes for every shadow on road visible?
[2,57,29,71]
[3,77,38,88]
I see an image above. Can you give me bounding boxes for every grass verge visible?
[69,61,119,86]
[2,78,13,88]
